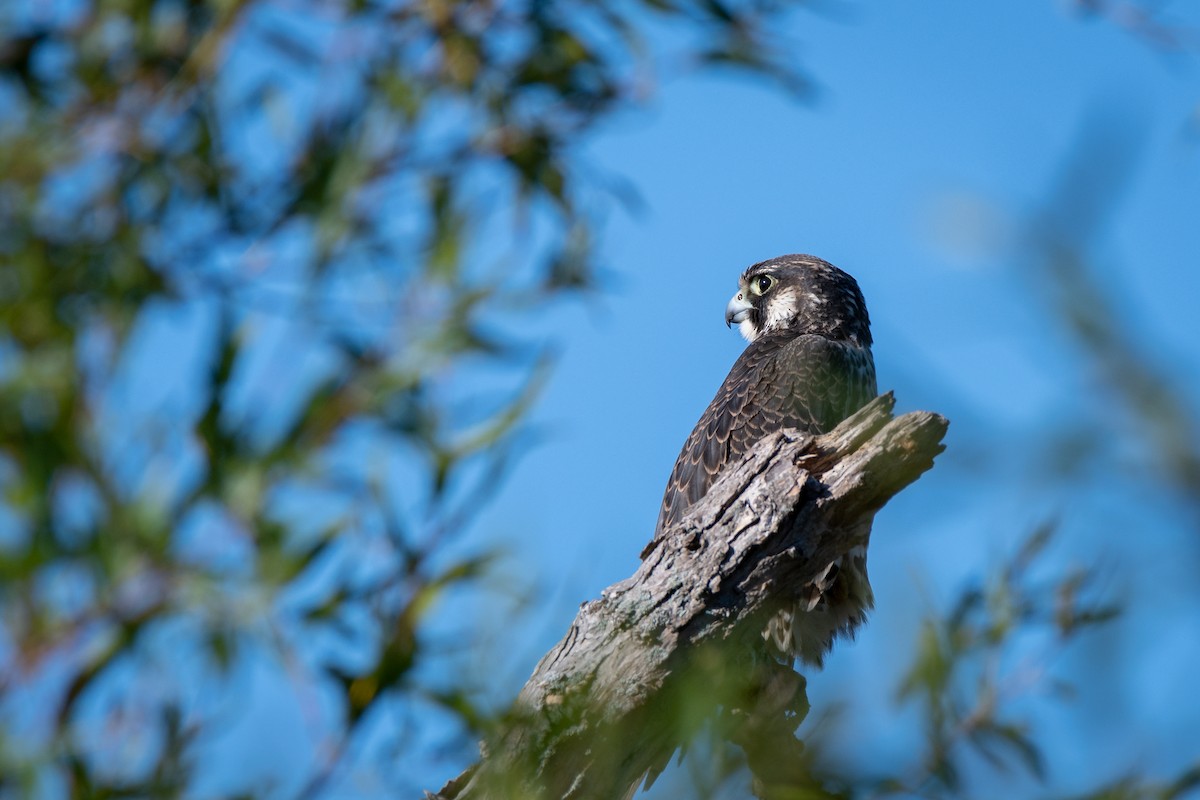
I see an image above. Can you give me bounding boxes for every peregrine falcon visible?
[647,254,877,667]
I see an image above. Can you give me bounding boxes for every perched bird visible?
[647,254,878,666]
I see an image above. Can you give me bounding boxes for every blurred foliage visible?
[643,525,1146,800]
[1067,0,1200,53]
[889,523,1119,796]
[0,0,821,796]
[1030,109,1200,509]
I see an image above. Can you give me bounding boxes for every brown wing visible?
[644,334,875,557]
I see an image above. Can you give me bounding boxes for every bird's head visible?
[725,254,872,346]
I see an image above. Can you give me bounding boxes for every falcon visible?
[647,254,878,667]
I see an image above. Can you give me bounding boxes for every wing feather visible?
[644,334,875,557]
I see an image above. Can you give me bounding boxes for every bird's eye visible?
[750,275,775,296]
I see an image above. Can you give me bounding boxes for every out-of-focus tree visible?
[0,0,819,796]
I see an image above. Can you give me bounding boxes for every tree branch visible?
[430,393,949,800]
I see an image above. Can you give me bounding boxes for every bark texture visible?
[431,393,949,800]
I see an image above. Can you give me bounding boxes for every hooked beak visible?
[725,292,753,327]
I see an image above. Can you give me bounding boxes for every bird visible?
[646,253,878,667]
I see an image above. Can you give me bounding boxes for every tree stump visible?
[431,393,949,800]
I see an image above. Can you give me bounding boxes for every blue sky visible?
[444,0,1200,795]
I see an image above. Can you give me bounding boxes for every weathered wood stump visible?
[432,394,949,800]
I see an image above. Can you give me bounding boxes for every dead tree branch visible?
[431,393,949,800]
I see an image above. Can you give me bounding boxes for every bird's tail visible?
[763,538,874,667]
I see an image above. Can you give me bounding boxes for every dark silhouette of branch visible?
[429,394,949,800]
